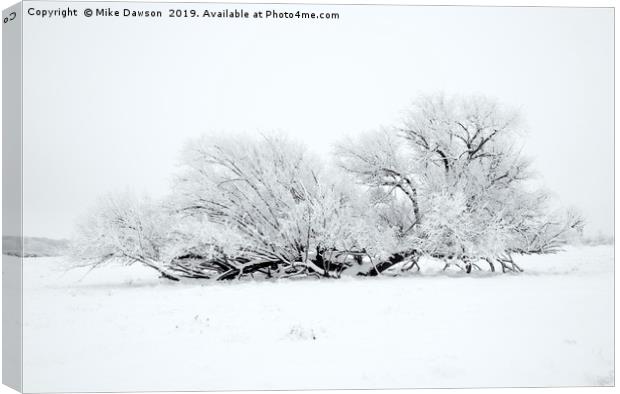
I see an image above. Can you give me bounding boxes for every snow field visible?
[20,245,613,392]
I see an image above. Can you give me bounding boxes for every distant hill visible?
[3,236,70,257]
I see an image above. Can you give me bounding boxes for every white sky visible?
[21,3,613,238]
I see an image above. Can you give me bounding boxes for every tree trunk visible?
[485,258,495,272]
[159,271,180,281]
[137,257,181,282]
[217,260,283,280]
[359,250,417,276]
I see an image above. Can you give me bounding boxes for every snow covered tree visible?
[70,192,261,281]
[71,95,584,281]
[171,133,391,279]
[70,193,183,280]
[337,94,582,273]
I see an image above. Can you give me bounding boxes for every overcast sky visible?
[21,3,613,238]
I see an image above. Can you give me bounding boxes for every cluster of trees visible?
[71,94,583,281]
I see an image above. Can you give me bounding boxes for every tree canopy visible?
[71,94,583,280]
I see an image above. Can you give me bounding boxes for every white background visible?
[0,0,617,394]
[14,0,619,240]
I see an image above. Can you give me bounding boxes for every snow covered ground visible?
[20,245,613,392]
